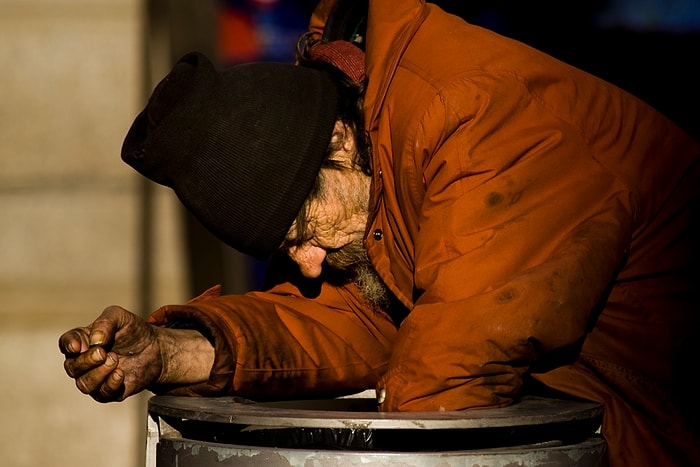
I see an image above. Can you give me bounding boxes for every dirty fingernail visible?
[92,347,105,362]
[90,331,105,346]
[105,353,117,367]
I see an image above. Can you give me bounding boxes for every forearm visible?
[155,327,215,385]
[148,283,397,397]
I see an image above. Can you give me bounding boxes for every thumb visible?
[88,305,129,347]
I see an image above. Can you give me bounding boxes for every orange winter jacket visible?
[149,1,700,465]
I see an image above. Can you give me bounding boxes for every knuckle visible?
[75,377,92,395]
[98,386,113,401]
[101,305,125,319]
[63,360,76,378]
[90,391,107,403]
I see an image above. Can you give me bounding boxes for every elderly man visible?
[60,1,699,465]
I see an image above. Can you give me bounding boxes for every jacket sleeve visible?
[147,279,397,398]
[377,72,635,411]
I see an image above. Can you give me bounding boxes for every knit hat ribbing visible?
[121,52,339,259]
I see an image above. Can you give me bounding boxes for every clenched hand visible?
[59,306,162,402]
[60,306,216,403]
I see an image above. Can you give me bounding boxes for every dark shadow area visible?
[168,416,603,451]
[434,0,700,141]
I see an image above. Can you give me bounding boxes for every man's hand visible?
[59,306,216,403]
[58,306,162,402]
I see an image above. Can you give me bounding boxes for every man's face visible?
[285,172,390,309]
[283,122,390,308]
[286,165,371,279]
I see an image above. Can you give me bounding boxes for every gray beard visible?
[325,239,391,310]
[353,260,391,310]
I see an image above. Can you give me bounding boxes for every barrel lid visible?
[148,394,603,431]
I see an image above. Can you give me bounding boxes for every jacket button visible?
[373,229,383,240]
[377,388,386,404]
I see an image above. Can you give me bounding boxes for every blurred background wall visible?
[0,0,185,466]
[0,1,697,466]
[0,1,311,465]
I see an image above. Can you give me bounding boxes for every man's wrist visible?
[155,327,215,385]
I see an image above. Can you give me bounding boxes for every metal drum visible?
[146,391,606,466]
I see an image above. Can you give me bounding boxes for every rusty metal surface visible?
[148,395,603,430]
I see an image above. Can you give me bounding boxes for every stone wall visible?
[0,1,188,465]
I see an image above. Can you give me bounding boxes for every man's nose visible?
[287,243,327,278]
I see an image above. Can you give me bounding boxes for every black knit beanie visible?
[121,52,339,259]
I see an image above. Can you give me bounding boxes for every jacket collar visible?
[364,0,429,129]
